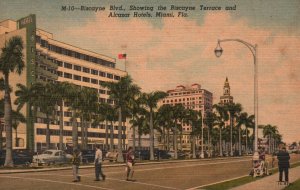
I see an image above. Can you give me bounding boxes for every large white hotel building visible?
[0,15,127,151]
[160,84,213,150]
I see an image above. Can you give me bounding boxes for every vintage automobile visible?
[32,150,72,165]
[105,150,119,162]
[0,150,33,166]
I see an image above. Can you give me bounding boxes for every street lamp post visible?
[214,39,259,160]
[200,108,204,159]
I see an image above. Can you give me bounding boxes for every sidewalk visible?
[231,166,300,190]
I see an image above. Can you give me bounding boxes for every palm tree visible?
[66,84,82,151]
[263,124,278,154]
[157,104,174,151]
[78,87,98,149]
[204,110,217,157]
[54,81,72,150]
[128,96,145,152]
[236,112,254,155]
[213,104,228,157]
[0,36,24,167]
[11,110,26,147]
[14,82,43,150]
[37,83,58,149]
[100,75,140,162]
[171,104,186,159]
[184,109,201,158]
[96,103,113,150]
[224,103,242,156]
[140,91,167,160]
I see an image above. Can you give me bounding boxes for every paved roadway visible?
[0,154,299,190]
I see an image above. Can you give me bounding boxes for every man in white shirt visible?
[94,145,106,181]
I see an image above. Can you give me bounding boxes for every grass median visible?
[202,161,300,190]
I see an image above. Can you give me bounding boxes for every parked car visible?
[81,149,95,164]
[105,150,119,162]
[0,150,33,166]
[167,150,186,159]
[155,150,172,159]
[32,150,72,165]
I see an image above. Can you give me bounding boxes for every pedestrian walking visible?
[125,147,135,181]
[94,145,106,181]
[277,145,290,184]
[71,148,82,182]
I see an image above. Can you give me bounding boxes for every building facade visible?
[160,84,213,151]
[220,77,233,104]
[0,15,127,151]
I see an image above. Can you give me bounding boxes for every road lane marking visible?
[0,175,113,190]
[185,175,249,190]
[107,177,181,190]
[10,172,181,189]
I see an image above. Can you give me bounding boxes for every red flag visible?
[118,53,127,59]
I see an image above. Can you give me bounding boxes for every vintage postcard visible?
[0,0,299,189]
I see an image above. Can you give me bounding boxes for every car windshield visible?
[43,151,53,155]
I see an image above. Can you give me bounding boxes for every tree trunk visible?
[122,121,126,150]
[132,123,136,152]
[179,130,183,151]
[72,112,78,151]
[4,74,13,167]
[0,125,3,150]
[174,123,178,159]
[46,115,50,149]
[245,127,248,155]
[230,115,233,156]
[149,109,154,160]
[117,107,124,162]
[110,121,114,150]
[15,128,18,147]
[167,129,170,151]
[238,126,241,156]
[219,127,222,157]
[59,100,64,150]
[85,122,89,149]
[105,119,108,151]
[192,134,196,159]
[80,117,84,150]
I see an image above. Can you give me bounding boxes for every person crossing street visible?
[94,145,106,181]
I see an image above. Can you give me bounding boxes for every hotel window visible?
[64,72,72,79]
[107,99,113,104]
[91,69,98,75]
[91,78,98,84]
[83,77,90,83]
[107,90,111,95]
[64,112,72,117]
[114,75,120,80]
[74,75,81,81]
[99,71,106,77]
[99,89,106,94]
[74,65,81,71]
[107,73,113,79]
[64,62,72,69]
[57,61,63,67]
[83,67,90,73]
[99,98,106,103]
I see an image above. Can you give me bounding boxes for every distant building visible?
[127,84,213,151]
[220,77,233,104]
